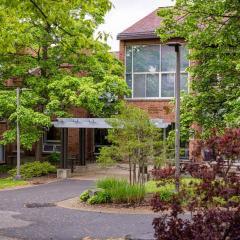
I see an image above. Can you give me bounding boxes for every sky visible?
[98,0,174,51]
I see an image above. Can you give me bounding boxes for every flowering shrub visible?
[150,166,175,181]
[151,163,240,239]
[152,197,240,240]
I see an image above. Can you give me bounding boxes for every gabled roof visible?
[117,8,162,40]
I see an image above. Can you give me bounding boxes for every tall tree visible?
[0,0,129,160]
[157,0,240,139]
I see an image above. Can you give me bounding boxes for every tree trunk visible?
[129,156,132,185]
[35,139,43,161]
[133,162,136,184]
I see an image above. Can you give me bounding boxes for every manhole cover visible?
[24,203,56,208]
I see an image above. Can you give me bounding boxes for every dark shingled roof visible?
[117,8,162,40]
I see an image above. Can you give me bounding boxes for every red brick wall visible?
[128,100,175,123]
[67,108,94,160]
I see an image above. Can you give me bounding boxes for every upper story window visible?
[125,44,189,99]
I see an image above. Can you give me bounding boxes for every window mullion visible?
[131,45,133,98]
[160,44,161,98]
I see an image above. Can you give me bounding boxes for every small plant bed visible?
[58,196,155,214]
[78,176,202,211]
[80,178,146,207]
[0,178,28,190]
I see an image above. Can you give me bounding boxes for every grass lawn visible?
[145,177,201,193]
[0,178,28,189]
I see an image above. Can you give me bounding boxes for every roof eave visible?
[117,31,159,40]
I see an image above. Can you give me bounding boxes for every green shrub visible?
[87,195,98,205]
[97,177,127,190]
[109,184,145,204]
[47,152,60,165]
[229,195,240,204]
[212,197,227,207]
[145,178,201,202]
[96,177,145,204]
[79,190,90,202]
[158,185,175,201]
[0,165,12,174]
[87,191,111,205]
[8,161,56,179]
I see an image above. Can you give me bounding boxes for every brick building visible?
[1,8,190,166]
[117,8,190,156]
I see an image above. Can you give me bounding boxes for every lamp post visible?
[15,87,21,180]
[168,42,181,192]
[15,88,31,180]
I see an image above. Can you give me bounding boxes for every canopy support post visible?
[61,128,68,169]
[79,128,86,166]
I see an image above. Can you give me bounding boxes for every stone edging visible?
[57,197,157,215]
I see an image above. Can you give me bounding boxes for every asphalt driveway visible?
[0,179,154,240]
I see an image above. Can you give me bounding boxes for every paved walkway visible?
[0,179,154,240]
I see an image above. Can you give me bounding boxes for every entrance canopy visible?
[52,118,170,170]
[52,118,170,129]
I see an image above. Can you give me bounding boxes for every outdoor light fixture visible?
[167,42,182,192]
[15,88,32,180]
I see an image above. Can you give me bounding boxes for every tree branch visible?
[29,0,51,29]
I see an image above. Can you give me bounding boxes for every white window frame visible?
[124,44,190,100]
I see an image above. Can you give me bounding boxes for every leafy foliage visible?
[157,0,240,138]
[47,152,61,165]
[152,202,240,240]
[97,104,164,184]
[150,166,175,181]
[79,190,90,202]
[0,165,12,174]
[96,177,145,204]
[8,161,56,179]
[87,191,111,205]
[151,161,240,239]
[0,0,129,155]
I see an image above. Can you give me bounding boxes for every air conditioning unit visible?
[43,143,61,153]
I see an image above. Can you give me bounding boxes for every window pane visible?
[126,46,132,73]
[133,74,145,98]
[146,74,159,97]
[161,45,176,72]
[133,45,160,72]
[161,73,175,97]
[126,74,132,98]
[181,73,188,93]
[180,45,189,71]
[46,127,61,142]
